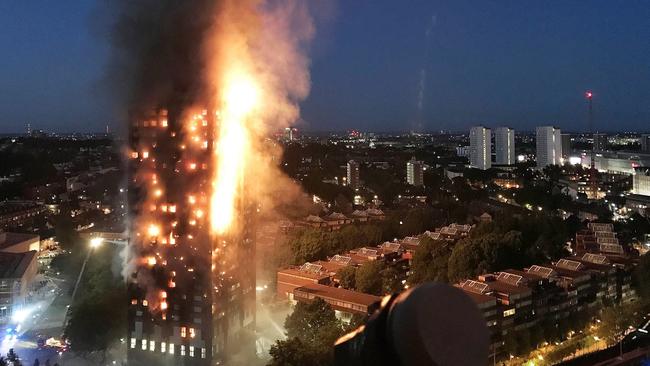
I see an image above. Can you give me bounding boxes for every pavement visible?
[0,271,72,365]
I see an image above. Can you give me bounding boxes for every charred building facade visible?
[127,109,255,366]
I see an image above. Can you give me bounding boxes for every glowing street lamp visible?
[90,237,103,248]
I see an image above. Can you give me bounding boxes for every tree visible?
[447,231,525,282]
[268,338,320,366]
[380,265,402,294]
[597,302,642,344]
[274,299,345,366]
[337,266,357,290]
[355,261,385,295]
[54,209,80,251]
[284,298,344,348]
[408,237,450,285]
[65,289,126,358]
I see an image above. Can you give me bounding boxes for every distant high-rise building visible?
[469,126,491,170]
[633,167,650,196]
[26,123,32,136]
[641,134,650,152]
[561,134,571,159]
[536,126,563,169]
[283,127,298,142]
[406,158,424,186]
[593,133,608,152]
[494,127,515,165]
[347,160,360,189]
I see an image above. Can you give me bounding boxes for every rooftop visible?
[0,251,37,279]
[293,283,382,307]
[0,232,39,251]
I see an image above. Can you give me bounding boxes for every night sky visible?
[1,0,649,133]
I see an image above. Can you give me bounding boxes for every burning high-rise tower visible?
[109,1,315,363]
[127,108,256,365]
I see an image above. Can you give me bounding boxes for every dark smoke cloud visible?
[103,0,220,117]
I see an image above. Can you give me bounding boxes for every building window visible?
[149,340,155,352]
[189,346,195,357]
[161,342,166,353]
[201,348,206,359]
[180,345,186,356]
[181,326,187,337]
[169,343,174,355]
[130,338,136,349]
[141,339,147,351]
[503,308,516,317]
[189,328,195,338]
[142,299,148,307]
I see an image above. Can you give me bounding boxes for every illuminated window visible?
[189,346,195,357]
[142,300,148,307]
[189,328,195,338]
[181,326,187,338]
[169,343,174,355]
[201,348,206,359]
[180,345,186,356]
[130,338,136,349]
[503,308,516,317]
[141,339,147,351]
[131,299,137,305]
[161,342,166,353]
[149,340,155,352]
[130,152,138,159]
[142,151,149,159]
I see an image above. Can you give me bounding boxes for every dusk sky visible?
[1,0,649,133]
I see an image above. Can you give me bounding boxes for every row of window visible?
[130,338,206,359]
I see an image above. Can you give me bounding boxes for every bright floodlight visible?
[12,308,31,323]
[90,237,103,248]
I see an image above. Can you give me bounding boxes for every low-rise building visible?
[0,251,38,323]
[0,201,47,230]
[292,283,382,321]
[0,232,40,253]
[276,263,332,299]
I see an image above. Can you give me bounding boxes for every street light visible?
[90,237,103,248]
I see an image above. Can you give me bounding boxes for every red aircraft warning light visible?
[585,91,593,99]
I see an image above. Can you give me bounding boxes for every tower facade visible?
[494,127,515,166]
[593,133,608,152]
[406,158,424,186]
[347,160,360,189]
[536,126,563,169]
[127,109,255,366]
[470,126,491,170]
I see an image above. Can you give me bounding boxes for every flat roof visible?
[0,251,37,279]
[0,232,39,251]
[277,267,330,281]
[457,286,498,306]
[293,283,381,307]
[500,269,542,284]
[483,279,531,296]
[551,266,591,281]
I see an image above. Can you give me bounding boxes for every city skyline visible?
[2,1,650,133]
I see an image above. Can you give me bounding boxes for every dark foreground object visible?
[334,282,489,366]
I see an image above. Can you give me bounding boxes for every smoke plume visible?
[104,0,315,302]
